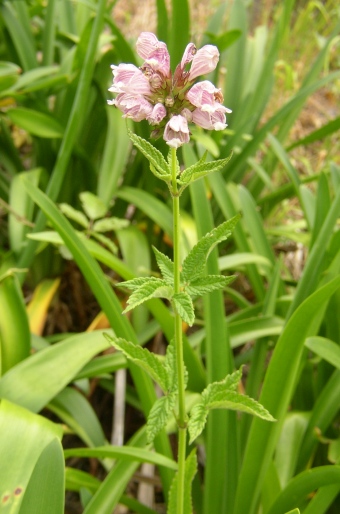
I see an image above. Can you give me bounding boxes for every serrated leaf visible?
[124,278,173,312]
[116,277,153,291]
[179,153,232,186]
[79,192,107,220]
[202,368,243,402]
[172,292,195,326]
[182,215,240,282]
[188,401,208,444]
[204,389,276,422]
[150,163,171,182]
[179,151,207,184]
[185,274,236,297]
[128,130,170,177]
[104,335,169,391]
[168,449,197,514]
[153,246,174,285]
[58,203,88,228]
[92,217,129,232]
[146,393,176,443]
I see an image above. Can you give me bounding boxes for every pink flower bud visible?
[113,93,153,122]
[147,103,167,125]
[188,45,220,81]
[163,115,190,148]
[110,64,151,96]
[180,43,196,70]
[180,108,193,122]
[192,107,227,131]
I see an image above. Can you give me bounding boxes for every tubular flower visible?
[108,32,231,147]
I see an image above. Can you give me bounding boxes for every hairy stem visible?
[171,147,187,514]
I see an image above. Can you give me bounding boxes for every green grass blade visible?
[17,0,107,274]
[64,445,177,470]
[42,0,57,66]
[302,484,340,514]
[184,145,237,514]
[296,370,340,472]
[156,0,168,43]
[233,275,340,514]
[1,1,38,71]
[266,466,340,514]
[22,180,174,495]
[305,336,340,369]
[169,0,190,68]
[287,116,340,151]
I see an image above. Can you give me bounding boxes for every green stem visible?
[171,147,187,514]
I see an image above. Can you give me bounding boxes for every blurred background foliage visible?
[0,0,340,513]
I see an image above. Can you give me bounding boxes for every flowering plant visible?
[108,32,231,147]
[106,32,274,514]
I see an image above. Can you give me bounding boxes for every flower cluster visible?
[108,32,231,148]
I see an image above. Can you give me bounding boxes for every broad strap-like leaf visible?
[182,215,241,282]
[104,335,168,392]
[185,274,236,297]
[152,246,174,285]
[123,278,173,312]
[172,292,195,326]
[178,153,232,186]
[168,449,197,514]
[128,130,170,178]
[146,393,176,443]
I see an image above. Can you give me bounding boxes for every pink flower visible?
[136,32,170,77]
[188,45,220,81]
[112,93,153,122]
[164,115,190,148]
[186,80,226,113]
[192,107,228,131]
[108,32,231,146]
[109,64,151,96]
[147,103,167,125]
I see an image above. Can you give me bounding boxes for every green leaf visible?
[305,336,340,370]
[168,449,197,514]
[104,335,169,392]
[181,215,240,282]
[179,154,232,186]
[152,246,174,284]
[0,400,63,513]
[116,277,153,291]
[79,191,107,220]
[185,274,236,297]
[6,107,64,138]
[172,292,195,326]
[128,130,170,177]
[206,29,242,52]
[92,217,129,233]
[59,203,88,228]
[146,393,176,443]
[91,232,118,255]
[188,401,208,444]
[204,390,276,421]
[123,278,173,312]
[64,445,178,470]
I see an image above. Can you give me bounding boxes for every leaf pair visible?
[104,335,184,443]
[187,367,276,444]
[127,130,232,192]
[117,216,240,326]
